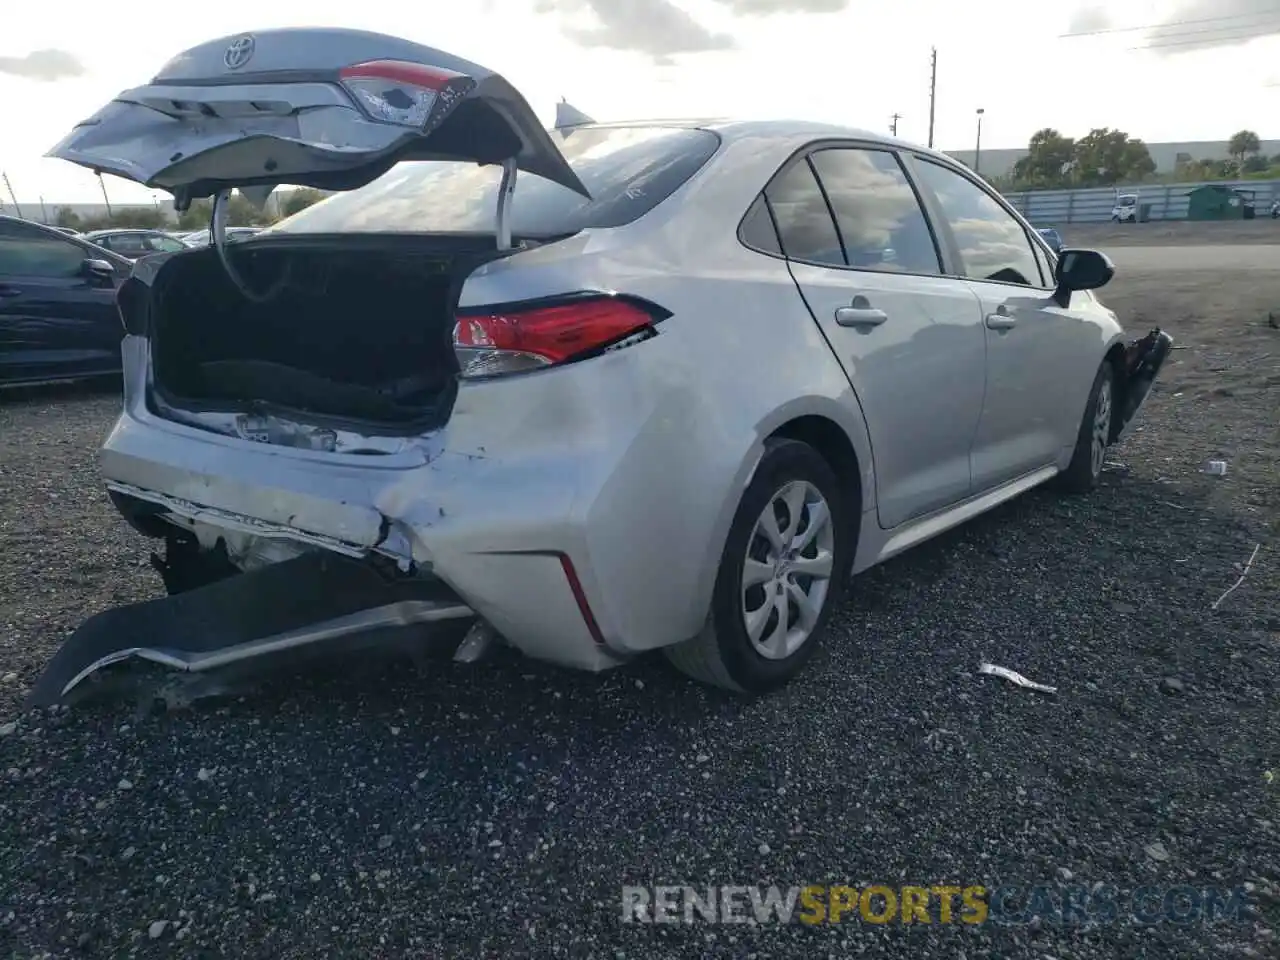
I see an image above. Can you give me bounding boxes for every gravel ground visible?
[1,262,1278,958]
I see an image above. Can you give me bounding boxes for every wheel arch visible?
[689,398,874,639]
[754,395,874,518]
[666,410,865,692]
[769,414,864,529]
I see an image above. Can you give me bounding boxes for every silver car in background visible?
[179,226,262,248]
[31,28,1171,704]
[81,228,190,260]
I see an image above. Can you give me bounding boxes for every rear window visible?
[266,126,720,238]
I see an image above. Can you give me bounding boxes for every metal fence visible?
[1001,179,1280,225]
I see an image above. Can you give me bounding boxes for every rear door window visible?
[763,160,844,266]
[97,235,141,256]
[808,148,941,275]
[146,235,188,253]
[268,125,721,238]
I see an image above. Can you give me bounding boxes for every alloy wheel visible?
[741,480,835,660]
[1091,377,1113,478]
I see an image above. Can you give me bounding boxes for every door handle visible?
[985,311,1016,330]
[0,285,20,298]
[835,296,887,329]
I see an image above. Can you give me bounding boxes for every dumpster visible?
[1187,184,1255,220]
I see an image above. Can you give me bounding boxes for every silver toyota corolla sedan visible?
[32,27,1171,704]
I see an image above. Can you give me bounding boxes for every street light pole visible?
[974,108,985,175]
[927,47,937,148]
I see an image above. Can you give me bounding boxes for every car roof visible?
[84,228,170,237]
[567,118,965,168]
[1,214,94,239]
[1,214,65,228]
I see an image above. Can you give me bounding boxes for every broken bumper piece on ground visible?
[25,552,476,708]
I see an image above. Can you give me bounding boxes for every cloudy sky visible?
[1,0,1278,205]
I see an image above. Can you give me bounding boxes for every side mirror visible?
[1053,248,1114,307]
[82,258,117,285]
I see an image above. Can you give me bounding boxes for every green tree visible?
[79,207,167,231]
[1242,154,1271,175]
[176,200,213,231]
[54,207,82,229]
[1227,129,1261,166]
[280,187,326,218]
[175,191,270,230]
[1071,128,1155,186]
[1011,128,1076,188]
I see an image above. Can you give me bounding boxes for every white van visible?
[1111,194,1138,223]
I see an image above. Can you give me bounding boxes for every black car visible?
[0,215,133,386]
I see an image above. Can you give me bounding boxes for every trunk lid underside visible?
[46,27,588,203]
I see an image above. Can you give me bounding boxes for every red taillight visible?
[338,59,472,128]
[452,296,661,379]
[558,554,605,645]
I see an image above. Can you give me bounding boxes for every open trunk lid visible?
[46,27,588,204]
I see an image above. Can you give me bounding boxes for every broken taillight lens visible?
[338,60,467,128]
[452,295,663,379]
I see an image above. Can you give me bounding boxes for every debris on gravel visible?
[1,262,1277,958]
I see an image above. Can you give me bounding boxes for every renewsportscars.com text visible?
[621,883,1249,927]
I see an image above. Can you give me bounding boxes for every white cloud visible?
[0,49,85,81]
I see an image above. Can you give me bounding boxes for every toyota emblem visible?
[223,36,256,70]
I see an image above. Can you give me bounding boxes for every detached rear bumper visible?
[26,552,473,707]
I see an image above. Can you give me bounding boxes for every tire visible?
[664,438,852,694]
[1055,361,1116,494]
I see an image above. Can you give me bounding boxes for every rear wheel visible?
[1056,361,1115,494]
[664,438,852,693]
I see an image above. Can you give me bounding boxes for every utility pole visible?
[890,113,902,136]
[1,172,22,219]
[927,47,937,148]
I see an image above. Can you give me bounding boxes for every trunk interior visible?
[149,237,499,432]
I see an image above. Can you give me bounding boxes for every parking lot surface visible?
[1,224,1277,957]
[1103,244,1280,274]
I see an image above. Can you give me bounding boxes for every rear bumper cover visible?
[26,552,473,707]
[98,380,629,674]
